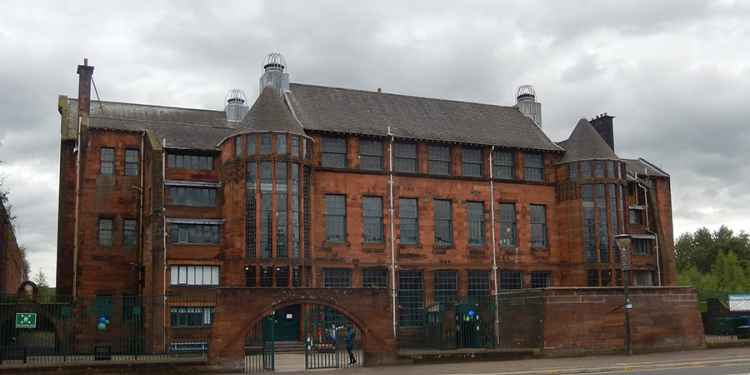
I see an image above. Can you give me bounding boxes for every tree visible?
[33,268,49,288]
[675,226,750,273]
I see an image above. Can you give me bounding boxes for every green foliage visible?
[676,226,750,273]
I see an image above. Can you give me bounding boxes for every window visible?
[633,238,653,256]
[394,142,417,173]
[363,268,387,288]
[168,186,217,207]
[95,295,113,317]
[492,150,514,179]
[235,137,242,158]
[125,149,139,176]
[277,163,288,258]
[568,163,577,181]
[171,307,214,327]
[260,162,273,258]
[292,266,302,287]
[276,134,287,155]
[467,202,485,246]
[398,270,424,327]
[290,136,300,158]
[499,203,517,248]
[461,147,483,177]
[434,271,458,304]
[123,219,137,248]
[170,265,219,286]
[629,208,643,225]
[167,153,213,171]
[594,160,605,177]
[325,195,346,242]
[468,270,490,301]
[359,139,384,171]
[168,223,220,245]
[531,272,551,288]
[323,268,352,288]
[260,266,273,287]
[245,266,256,287]
[582,185,596,262]
[321,136,347,168]
[608,184,618,242]
[363,197,384,243]
[291,163,300,258]
[98,218,113,247]
[587,269,599,287]
[434,199,453,248]
[530,204,547,249]
[601,270,612,286]
[399,198,419,245]
[427,145,451,176]
[276,266,289,287]
[633,271,655,286]
[580,161,592,178]
[595,184,608,262]
[100,148,115,175]
[247,135,256,156]
[260,134,273,155]
[524,153,544,182]
[607,161,616,178]
[500,271,522,289]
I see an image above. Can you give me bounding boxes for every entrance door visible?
[273,305,300,341]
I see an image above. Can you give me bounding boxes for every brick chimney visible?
[590,113,615,151]
[76,58,94,115]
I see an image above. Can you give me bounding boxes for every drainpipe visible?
[489,146,501,347]
[138,132,145,294]
[640,177,662,286]
[387,127,398,339]
[161,138,168,350]
[72,114,82,301]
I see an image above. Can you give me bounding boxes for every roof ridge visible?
[68,97,225,114]
[89,114,235,129]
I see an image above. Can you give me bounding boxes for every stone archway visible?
[209,288,397,369]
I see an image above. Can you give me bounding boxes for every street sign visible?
[15,313,37,329]
[729,294,750,311]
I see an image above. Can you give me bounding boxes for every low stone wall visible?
[542,287,705,355]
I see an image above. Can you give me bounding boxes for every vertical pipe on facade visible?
[639,178,662,286]
[161,137,167,349]
[387,127,398,339]
[72,114,83,301]
[138,132,145,294]
[489,146,501,346]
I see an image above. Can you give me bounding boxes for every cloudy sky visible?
[1,0,749,285]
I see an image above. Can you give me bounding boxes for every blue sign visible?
[467,309,476,318]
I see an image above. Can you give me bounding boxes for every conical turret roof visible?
[239,87,306,135]
[559,119,618,163]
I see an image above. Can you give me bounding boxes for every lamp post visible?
[615,234,633,356]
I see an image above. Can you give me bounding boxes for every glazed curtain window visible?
[290,136,300,158]
[168,186,217,207]
[292,266,302,287]
[629,208,643,225]
[531,271,551,288]
[169,265,219,286]
[467,270,490,300]
[362,197,384,243]
[467,201,485,246]
[168,223,220,245]
[394,142,417,173]
[98,218,113,247]
[500,271,522,289]
[170,307,214,327]
[260,134,273,155]
[398,270,424,327]
[276,134,287,155]
[245,266,256,287]
[123,219,137,248]
[323,268,352,288]
[399,198,419,245]
[580,161,592,178]
[568,163,577,181]
[427,144,451,176]
[325,194,347,242]
[359,139,384,171]
[499,203,517,248]
[235,137,242,158]
[260,266,273,287]
[276,266,289,287]
[291,163,300,258]
[607,160,616,178]
[595,184,608,262]
[276,162,288,258]
[321,136,347,168]
[594,160,605,178]
[100,148,115,175]
[530,204,547,249]
[461,147,483,177]
[492,150,514,179]
[125,149,139,176]
[582,184,596,262]
[434,270,458,304]
[363,268,388,288]
[523,153,544,182]
[247,135,256,156]
[167,154,213,171]
[433,199,453,248]
[633,238,653,256]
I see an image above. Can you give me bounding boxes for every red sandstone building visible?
[1,201,27,294]
[56,54,676,348]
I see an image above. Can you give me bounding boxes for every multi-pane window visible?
[276,134,287,155]
[500,271,522,289]
[168,186,217,207]
[235,137,242,158]
[499,203,517,248]
[595,184,608,262]
[594,160,605,177]
[587,269,600,287]
[245,266,256,287]
[434,270,458,304]
[170,265,220,286]
[467,202,485,246]
[580,161,592,178]
[125,149,139,176]
[359,139,384,171]
[530,204,547,249]
[171,307,214,327]
[633,238,653,256]
[323,268,352,288]
[582,185,596,262]
[462,147,483,177]
[291,163,300,258]
[167,154,213,170]
[629,208,643,225]
[276,266,289,287]
[168,223,220,245]
[394,142,417,173]
[633,271,655,286]
[568,163,577,181]
[98,218,113,247]
[246,163,257,259]
[363,268,388,288]
[123,219,137,248]
[608,184,618,238]
[247,135,256,156]
[398,270,424,327]
[363,197,384,243]
[524,153,544,182]
[260,162,273,258]
[321,136,347,168]
[277,162,288,258]
[607,161,616,178]
[325,195,347,242]
[399,198,419,245]
[260,134,273,155]
[292,266,302,287]
[290,136,300,158]
[427,145,451,176]
[100,148,115,175]
[260,266,273,287]
[467,270,490,301]
[434,199,453,248]
[492,150,514,179]
[531,271,551,288]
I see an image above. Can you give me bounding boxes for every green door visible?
[274,305,300,341]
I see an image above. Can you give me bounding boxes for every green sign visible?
[15,313,37,329]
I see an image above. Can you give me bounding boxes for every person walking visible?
[345,325,356,364]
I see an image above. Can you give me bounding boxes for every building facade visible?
[0,201,27,294]
[56,54,676,348]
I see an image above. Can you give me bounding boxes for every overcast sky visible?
[1,0,749,285]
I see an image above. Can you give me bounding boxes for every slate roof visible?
[236,87,305,136]
[558,119,619,163]
[623,158,669,178]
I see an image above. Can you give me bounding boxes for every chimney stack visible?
[516,85,542,127]
[76,58,94,115]
[590,113,615,151]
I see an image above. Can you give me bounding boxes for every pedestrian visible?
[345,325,356,364]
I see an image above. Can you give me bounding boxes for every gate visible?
[244,317,275,373]
[423,298,496,350]
[303,305,361,369]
